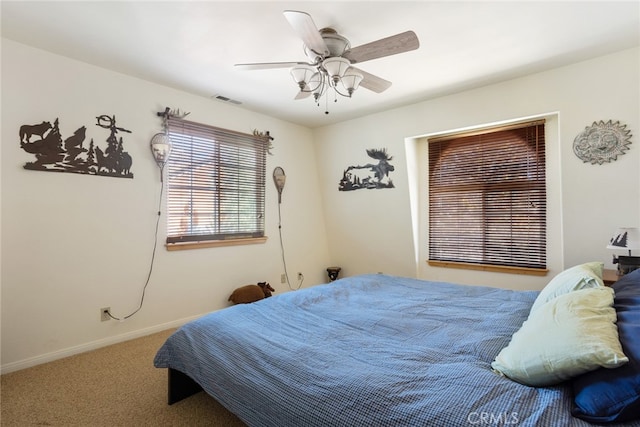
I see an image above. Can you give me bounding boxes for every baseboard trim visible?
[0,312,210,374]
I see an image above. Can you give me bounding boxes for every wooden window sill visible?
[428,260,548,276]
[166,237,268,251]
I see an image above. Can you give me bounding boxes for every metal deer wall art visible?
[20,114,134,178]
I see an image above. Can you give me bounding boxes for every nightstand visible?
[602,269,621,286]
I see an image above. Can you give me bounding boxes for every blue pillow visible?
[571,268,640,423]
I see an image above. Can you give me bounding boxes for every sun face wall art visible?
[573,120,633,165]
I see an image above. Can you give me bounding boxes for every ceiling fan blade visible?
[283,10,329,57]
[295,90,312,100]
[294,82,313,99]
[343,31,419,64]
[235,61,308,70]
[352,67,392,93]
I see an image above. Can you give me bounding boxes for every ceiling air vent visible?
[213,94,242,105]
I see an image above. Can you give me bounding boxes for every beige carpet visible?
[1,328,246,426]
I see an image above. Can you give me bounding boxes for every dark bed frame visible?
[167,368,203,404]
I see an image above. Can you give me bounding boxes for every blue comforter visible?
[154,274,634,426]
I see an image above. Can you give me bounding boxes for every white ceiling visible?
[2,1,639,128]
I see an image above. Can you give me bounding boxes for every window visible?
[428,120,546,273]
[165,117,267,249]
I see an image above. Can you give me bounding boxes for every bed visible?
[154,270,640,426]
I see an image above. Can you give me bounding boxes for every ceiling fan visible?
[235,10,420,113]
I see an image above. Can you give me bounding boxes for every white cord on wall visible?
[278,200,303,290]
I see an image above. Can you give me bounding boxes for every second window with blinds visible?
[165,117,267,250]
[428,120,547,274]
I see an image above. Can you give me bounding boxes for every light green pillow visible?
[491,287,628,387]
[529,262,604,313]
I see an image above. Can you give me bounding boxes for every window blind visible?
[428,120,546,270]
[165,117,266,244]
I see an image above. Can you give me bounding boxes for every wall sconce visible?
[607,227,640,275]
[150,133,172,166]
[150,132,172,182]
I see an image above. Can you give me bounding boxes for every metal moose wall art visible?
[20,114,133,178]
[338,148,395,191]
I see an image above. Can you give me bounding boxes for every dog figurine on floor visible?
[228,282,275,304]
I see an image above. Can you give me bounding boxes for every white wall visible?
[314,47,640,290]
[0,39,330,372]
[2,39,638,373]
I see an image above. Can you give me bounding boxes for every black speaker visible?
[615,255,640,275]
[327,267,341,282]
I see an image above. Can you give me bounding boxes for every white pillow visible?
[491,287,628,387]
[529,262,604,313]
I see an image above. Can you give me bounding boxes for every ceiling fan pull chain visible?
[325,89,330,115]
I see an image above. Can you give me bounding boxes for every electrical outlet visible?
[281,273,286,283]
[100,307,111,322]
[297,272,303,280]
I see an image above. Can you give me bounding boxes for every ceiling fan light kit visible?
[290,57,363,106]
[341,69,364,96]
[322,57,351,82]
[236,10,419,115]
[291,65,316,90]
